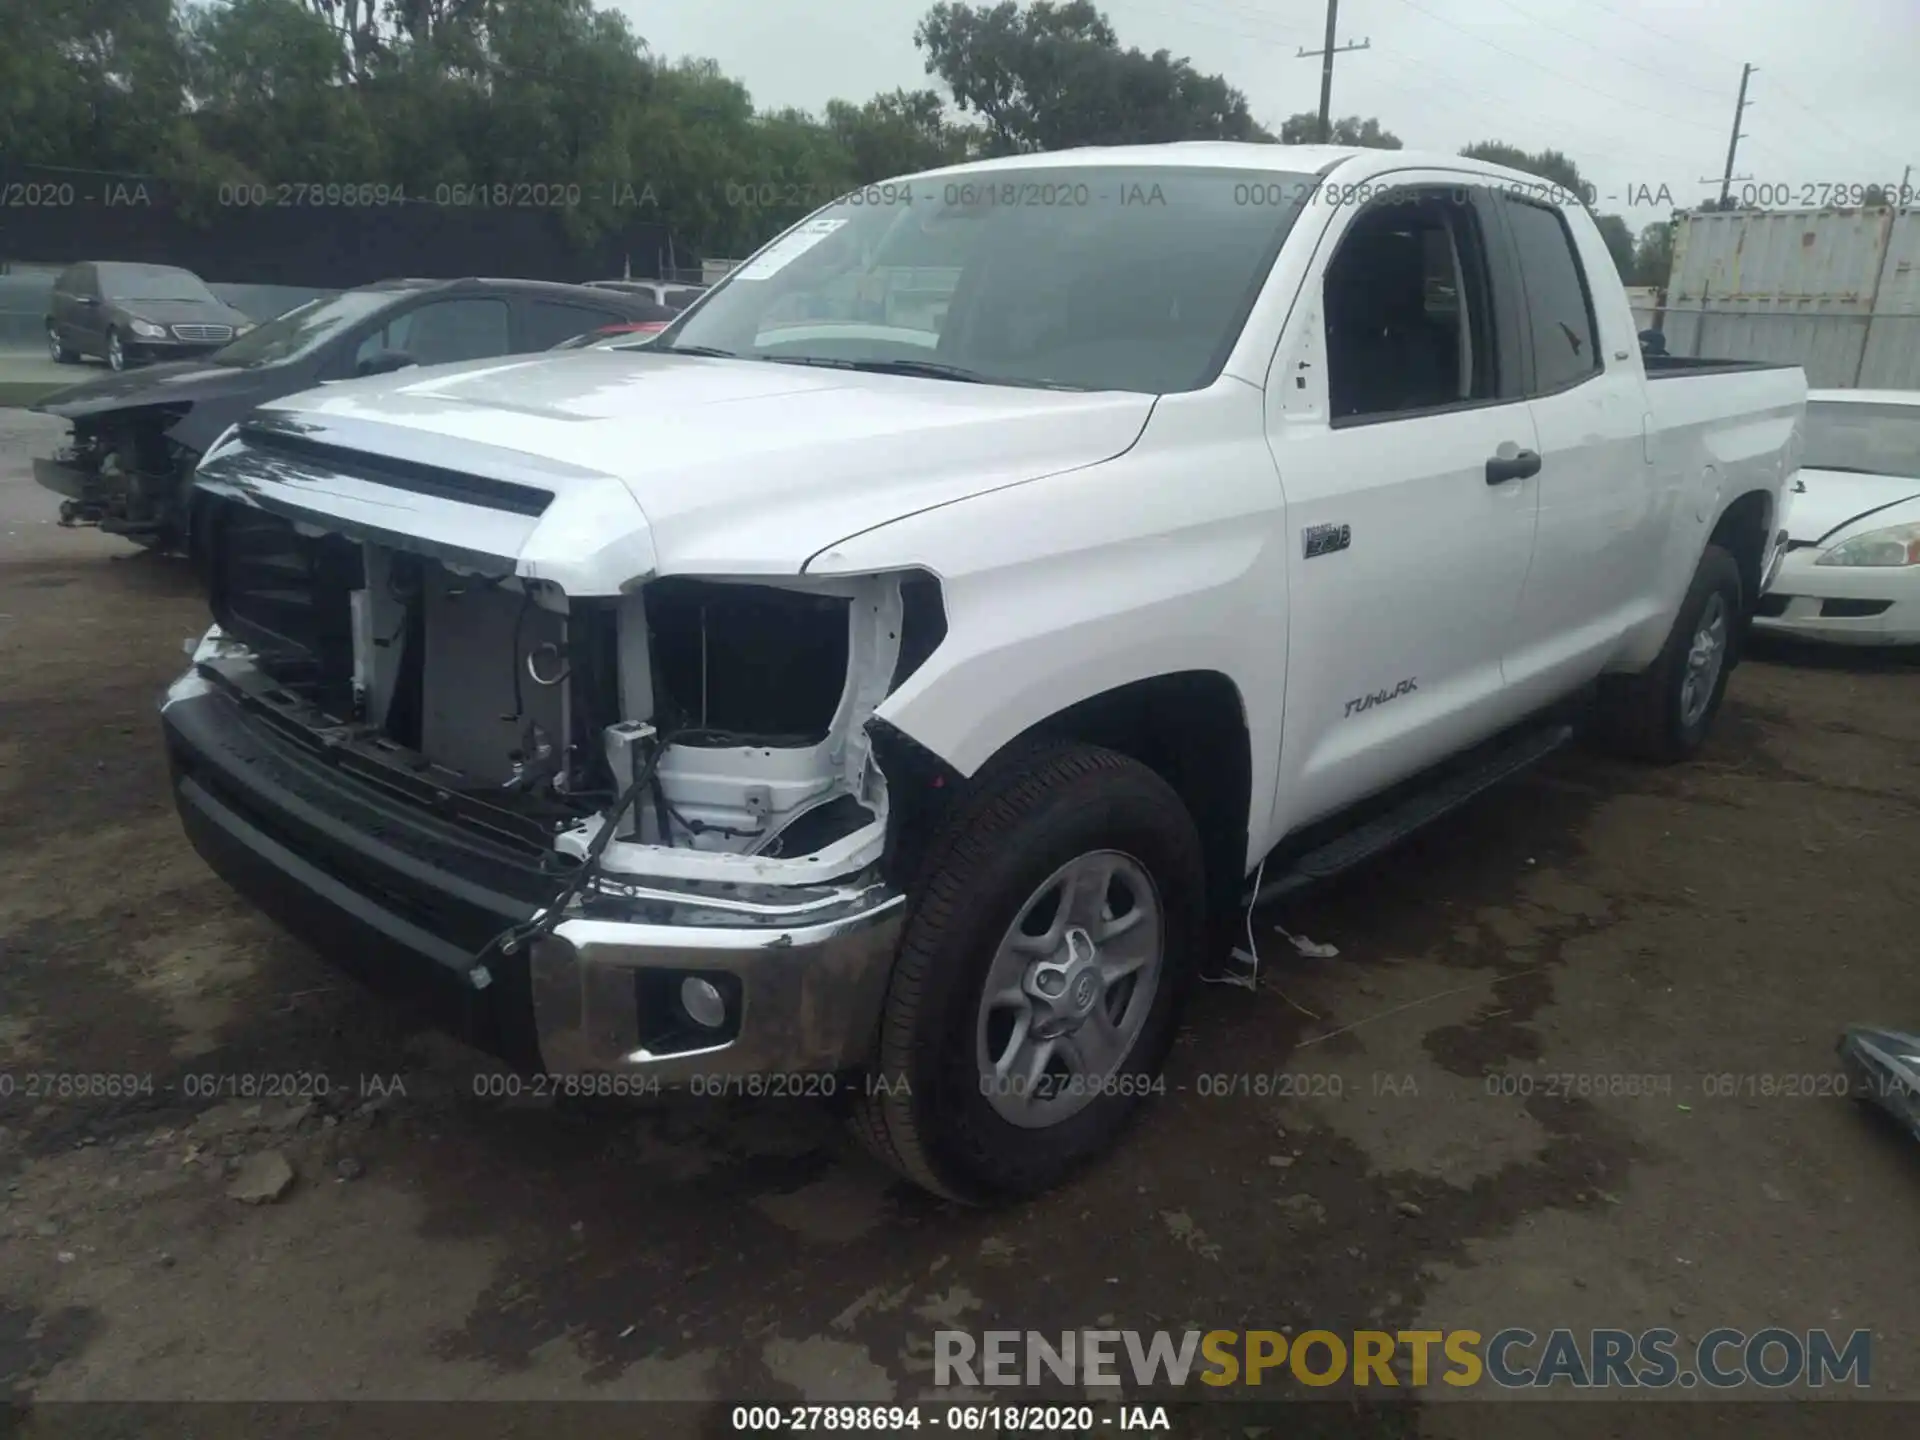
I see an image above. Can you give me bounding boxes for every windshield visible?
[661,165,1317,393]
[100,264,217,304]
[209,290,394,367]
[1804,401,1920,481]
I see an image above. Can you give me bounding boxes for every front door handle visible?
[1486,449,1542,485]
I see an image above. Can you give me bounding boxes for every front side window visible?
[662,166,1318,394]
[1503,198,1602,395]
[1324,188,1499,421]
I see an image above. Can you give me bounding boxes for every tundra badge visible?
[1345,678,1418,717]
[1303,522,1351,558]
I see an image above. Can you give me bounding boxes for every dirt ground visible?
[3,406,1919,1438]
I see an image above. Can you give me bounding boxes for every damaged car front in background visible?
[165,413,946,1080]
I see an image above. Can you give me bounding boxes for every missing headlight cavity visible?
[890,573,948,692]
[644,578,849,744]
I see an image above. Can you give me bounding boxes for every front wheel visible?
[1592,543,1744,763]
[852,741,1204,1203]
[106,328,127,372]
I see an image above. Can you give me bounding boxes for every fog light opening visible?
[680,976,728,1030]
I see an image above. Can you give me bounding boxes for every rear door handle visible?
[1486,449,1542,485]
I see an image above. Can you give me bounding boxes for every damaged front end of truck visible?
[163,412,948,1081]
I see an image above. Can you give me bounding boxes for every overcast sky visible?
[612,0,1919,226]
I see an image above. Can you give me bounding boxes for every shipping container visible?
[1660,207,1920,389]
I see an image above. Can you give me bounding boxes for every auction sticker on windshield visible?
[736,217,850,280]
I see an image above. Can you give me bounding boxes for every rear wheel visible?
[1592,543,1743,763]
[47,325,76,364]
[106,328,127,372]
[852,741,1203,1203]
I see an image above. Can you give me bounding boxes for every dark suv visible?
[33,276,669,549]
[46,262,256,372]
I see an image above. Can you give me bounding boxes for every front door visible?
[1265,180,1541,834]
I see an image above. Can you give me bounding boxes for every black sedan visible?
[46,262,257,372]
[32,276,669,549]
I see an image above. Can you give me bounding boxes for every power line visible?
[1363,43,1708,174]
[1119,0,1711,173]
[1764,75,1913,178]
[1582,0,1909,173]
[1472,0,1725,99]
[1381,0,1726,132]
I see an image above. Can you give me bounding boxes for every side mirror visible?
[356,350,417,378]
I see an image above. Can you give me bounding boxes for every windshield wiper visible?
[1802,464,1900,477]
[653,344,739,359]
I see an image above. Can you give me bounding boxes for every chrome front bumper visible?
[166,634,907,1084]
[531,879,906,1082]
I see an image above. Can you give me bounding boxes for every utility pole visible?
[1296,0,1371,145]
[1717,63,1756,209]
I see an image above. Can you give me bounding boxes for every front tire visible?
[1592,543,1743,763]
[106,328,127,372]
[853,741,1204,1203]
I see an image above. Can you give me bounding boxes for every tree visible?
[1458,141,1590,200]
[1593,213,1636,282]
[1279,112,1400,148]
[1633,219,1676,288]
[184,0,382,188]
[0,0,195,175]
[916,1,1265,155]
[825,88,978,183]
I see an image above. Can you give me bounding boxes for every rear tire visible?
[852,741,1204,1203]
[47,325,76,364]
[106,328,127,372]
[1592,544,1743,763]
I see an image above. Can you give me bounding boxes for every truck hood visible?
[32,358,272,418]
[235,350,1157,579]
[1784,467,1920,546]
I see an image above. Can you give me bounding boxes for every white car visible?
[1756,389,1920,645]
[583,279,706,311]
[169,143,1803,1201]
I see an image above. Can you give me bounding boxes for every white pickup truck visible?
[163,143,1804,1202]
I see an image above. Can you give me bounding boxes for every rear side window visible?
[1503,199,1602,395]
[523,300,628,350]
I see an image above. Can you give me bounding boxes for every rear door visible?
[1495,195,1662,704]
[1265,179,1543,831]
[49,265,81,343]
[70,264,105,351]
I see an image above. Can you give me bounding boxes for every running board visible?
[1250,723,1574,907]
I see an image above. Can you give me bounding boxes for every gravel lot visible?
[3,406,1918,1437]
